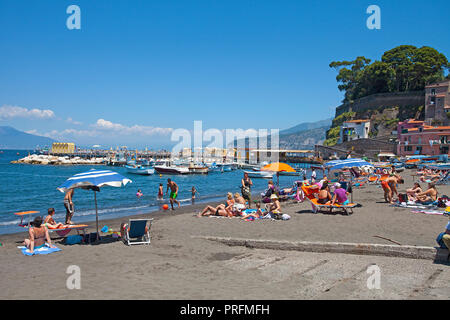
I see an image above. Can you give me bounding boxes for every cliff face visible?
[324,92,425,146]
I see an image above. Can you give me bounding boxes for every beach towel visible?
[18,244,61,256]
[411,209,445,215]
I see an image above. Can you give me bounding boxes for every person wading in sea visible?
[64,189,75,224]
[166,178,181,210]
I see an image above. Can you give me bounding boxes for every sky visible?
[0,0,449,148]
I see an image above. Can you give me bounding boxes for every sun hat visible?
[270,194,278,199]
[334,183,341,188]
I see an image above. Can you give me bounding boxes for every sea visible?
[0,149,320,235]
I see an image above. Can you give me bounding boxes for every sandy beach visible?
[1,169,450,300]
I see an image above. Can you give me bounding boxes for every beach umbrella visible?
[57,169,132,241]
[324,158,372,171]
[261,162,296,185]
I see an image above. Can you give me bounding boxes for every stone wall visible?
[335,91,424,117]
[316,138,397,160]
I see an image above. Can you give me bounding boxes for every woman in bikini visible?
[416,183,438,204]
[44,208,69,229]
[197,193,234,217]
[24,216,55,253]
[406,182,422,202]
[317,181,332,204]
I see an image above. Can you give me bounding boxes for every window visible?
[431,89,436,95]
[404,146,412,152]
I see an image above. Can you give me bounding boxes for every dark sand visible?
[1,169,449,299]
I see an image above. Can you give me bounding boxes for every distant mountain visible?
[0,126,56,149]
[279,125,329,149]
[280,118,333,135]
[230,118,332,150]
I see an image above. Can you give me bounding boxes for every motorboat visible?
[154,161,190,175]
[244,170,274,179]
[125,165,155,175]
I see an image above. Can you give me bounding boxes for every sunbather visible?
[24,216,56,253]
[240,203,264,220]
[331,183,349,205]
[406,182,422,202]
[267,194,282,217]
[197,193,234,217]
[43,208,69,229]
[317,181,332,205]
[416,183,438,204]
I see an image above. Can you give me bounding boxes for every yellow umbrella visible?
[261,162,296,173]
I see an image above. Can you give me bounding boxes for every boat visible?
[125,165,155,175]
[154,161,190,175]
[244,170,274,179]
[188,162,209,174]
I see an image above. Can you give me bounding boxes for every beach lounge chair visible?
[124,218,153,246]
[436,172,450,185]
[300,185,357,215]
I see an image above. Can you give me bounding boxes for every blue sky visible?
[0,0,449,148]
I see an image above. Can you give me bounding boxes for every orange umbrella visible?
[261,162,296,173]
[261,162,296,186]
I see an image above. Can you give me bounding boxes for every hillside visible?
[0,126,56,149]
[230,119,331,150]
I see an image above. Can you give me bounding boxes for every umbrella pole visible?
[94,190,99,241]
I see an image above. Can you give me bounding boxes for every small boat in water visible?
[154,161,190,175]
[244,170,274,179]
[125,165,155,175]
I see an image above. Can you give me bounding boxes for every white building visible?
[339,120,371,143]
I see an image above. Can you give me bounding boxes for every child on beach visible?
[157,184,164,200]
[43,208,69,229]
[240,202,264,220]
[191,186,198,204]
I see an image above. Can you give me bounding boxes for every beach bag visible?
[436,232,448,249]
[437,197,449,208]
[65,235,82,245]
[398,193,407,203]
[241,186,251,199]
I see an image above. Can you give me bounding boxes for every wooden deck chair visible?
[301,185,357,215]
[124,218,153,245]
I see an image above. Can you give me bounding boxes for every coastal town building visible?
[51,142,75,154]
[425,80,450,126]
[397,120,450,156]
[339,120,371,143]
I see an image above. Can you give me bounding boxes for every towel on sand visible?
[18,244,61,256]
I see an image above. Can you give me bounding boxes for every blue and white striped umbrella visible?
[57,169,132,193]
[324,158,372,171]
[57,169,132,240]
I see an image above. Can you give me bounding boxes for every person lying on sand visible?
[197,193,234,217]
[240,202,264,220]
[24,216,56,253]
[43,208,70,229]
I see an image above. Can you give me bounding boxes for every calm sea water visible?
[0,150,319,234]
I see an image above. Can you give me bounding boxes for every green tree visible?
[329,56,371,103]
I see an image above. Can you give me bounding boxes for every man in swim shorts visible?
[166,178,181,210]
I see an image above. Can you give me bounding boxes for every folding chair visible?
[124,218,153,245]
